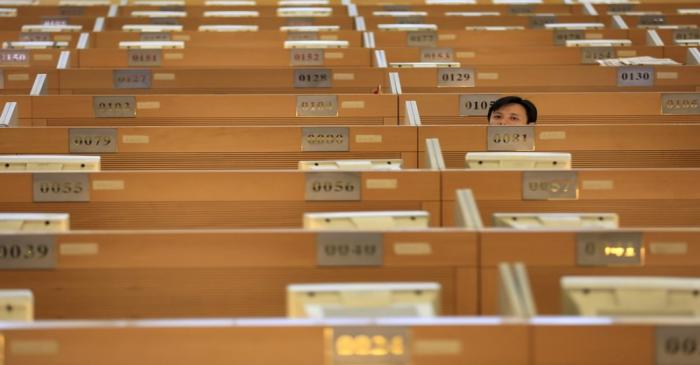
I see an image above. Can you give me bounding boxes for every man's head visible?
[487,96,537,126]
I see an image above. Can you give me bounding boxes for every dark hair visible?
[487,96,538,124]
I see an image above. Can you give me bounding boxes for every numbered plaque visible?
[0,50,29,66]
[522,171,578,200]
[286,17,314,26]
[397,16,424,24]
[305,172,360,201]
[580,46,615,64]
[576,232,643,267]
[33,173,90,202]
[127,49,162,67]
[0,70,4,89]
[69,128,118,153]
[290,49,324,66]
[420,47,453,62]
[406,31,437,47]
[459,94,499,116]
[509,5,534,14]
[617,66,654,87]
[296,95,338,117]
[140,32,171,41]
[151,18,179,25]
[437,68,475,88]
[59,6,85,16]
[93,96,136,118]
[609,4,634,12]
[301,127,349,152]
[317,233,383,266]
[294,68,331,88]
[41,16,68,25]
[673,29,700,42]
[287,32,319,41]
[329,326,410,365]
[529,15,557,29]
[487,126,535,151]
[19,32,52,42]
[113,69,152,89]
[656,327,700,365]
[0,235,56,270]
[640,14,665,26]
[553,29,584,46]
[661,93,700,115]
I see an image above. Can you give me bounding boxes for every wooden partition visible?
[356,3,585,16]
[103,16,355,31]
[393,65,700,92]
[365,15,607,30]
[0,31,82,47]
[418,124,700,169]
[402,92,700,125]
[77,48,372,68]
[0,228,476,318]
[27,94,399,126]
[442,168,700,227]
[92,30,364,48]
[0,169,440,229]
[0,317,686,365]
[0,16,95,31]
[57,68,386,94]
[1,68,59,95]
[480,228,700,315]
[0,49,74,68]
[0,125,419,169]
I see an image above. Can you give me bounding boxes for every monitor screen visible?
[465,152,571,170]
[287,282,441,318]
[562,276,700,316]
[303,211,429,230]
[298,159,402,171]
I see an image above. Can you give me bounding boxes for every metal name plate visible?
[93,96,137,118]
[294,68,331,88]
[19,32,52,42]
[420,47,453,62]
[609,4,634,13]
[59,6,85,16]
[160,5,184,11]
[0,50,29,66]
[383,5,410,11]
[140,32,171,41]
[33,173,90,202]
[581,46,615,64]
[397,16,425,24]
[41,16,69,25]
[656,327,700,365]
[287,32,319,41]
[617,66,654,87]
[406,31,437,47]
[576,232,643,267]
[301,127,349,152]
[522,171,578,200]
[113,69,152,89]
[0,235,56,270]
[661,93,700,115]
[529,15,557,29]
[0,70,4,89]
[150,18,179,25]
[459,94,499,116]
[553,29,584,46]
[640,14,665,26]
[509,5,534,14]
[673,29,700,41]
[317,233,383,266]
[286,17,315,26]
[305,172,361,201]
[329,326,410,365]
[487,125,535,151]
[69,128,118,153]
[437,68,475,88]
[296,95,338,117]
[127,49,162,67]
[290,49,324,66]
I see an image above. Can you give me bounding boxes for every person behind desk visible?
[487,96,537,126]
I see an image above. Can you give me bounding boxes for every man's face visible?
[489,103,528,126]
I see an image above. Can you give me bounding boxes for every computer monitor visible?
[493,213,619,229]
[465,152,571,170]
[303,211,429,230]
[0,290,33,321]
[287,282,441,318]
[0,155,100,171]
[0,213,70,232]
[562,276,700,316]
[298,159,402,171]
